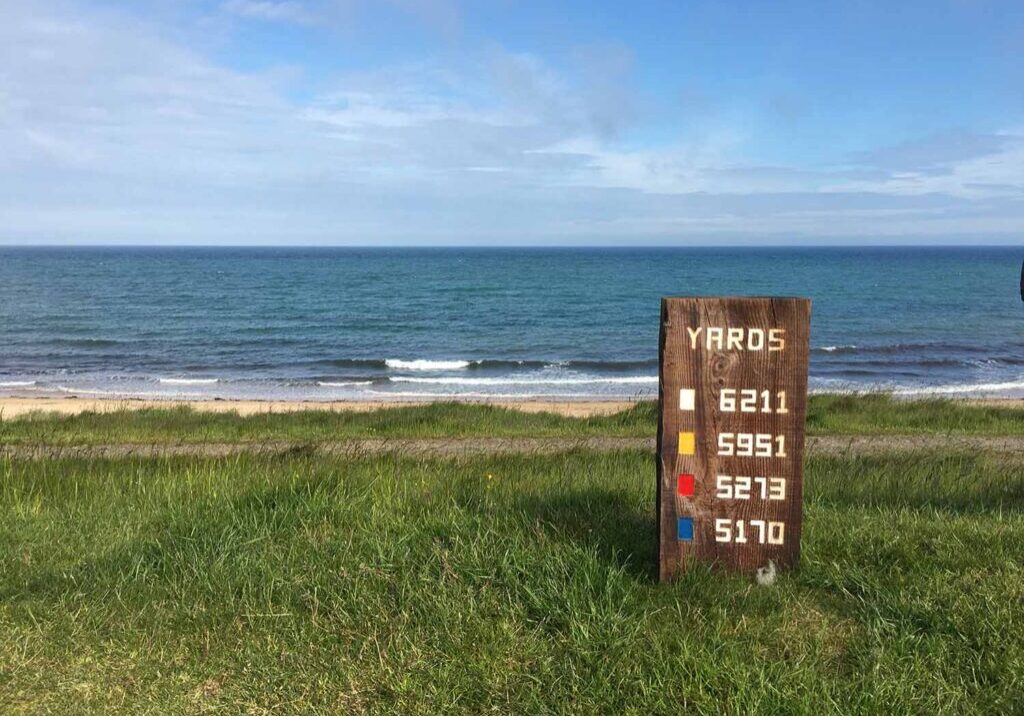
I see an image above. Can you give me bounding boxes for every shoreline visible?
[1,394,1023,420]
[0,396,643,419]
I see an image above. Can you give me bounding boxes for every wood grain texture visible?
[657,297,811,581]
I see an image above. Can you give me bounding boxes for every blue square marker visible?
[677,517,694,541]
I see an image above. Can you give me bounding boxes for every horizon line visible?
[1,243,1022,250]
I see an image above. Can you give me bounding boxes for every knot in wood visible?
[709,352,737,379]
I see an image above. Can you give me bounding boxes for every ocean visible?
[1,246,1022,400]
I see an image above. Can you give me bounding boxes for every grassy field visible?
[2,393,1024,445]
[1,397,1023,713]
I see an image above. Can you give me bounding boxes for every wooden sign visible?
[657,297,811,581]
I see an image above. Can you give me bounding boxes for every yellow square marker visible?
[678,431,695,455]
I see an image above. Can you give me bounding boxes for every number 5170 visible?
[714,518,785,545]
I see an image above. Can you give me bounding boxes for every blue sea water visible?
[1,246,1022,400]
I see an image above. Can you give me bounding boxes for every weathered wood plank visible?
[657,297,811,580]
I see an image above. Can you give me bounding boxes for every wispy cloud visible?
[0,1,1021,244]
[221,0,316,25]
[219,0,462,34]
[833,130,1024,198]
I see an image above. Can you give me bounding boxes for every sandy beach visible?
[1,395,1022,420]
[0,396,645,420]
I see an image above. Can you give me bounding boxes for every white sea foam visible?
[892,381,1024,395]
[390,376,658,386]
[366,390,547,399]
[56,385,205,398]
[159,378,219,385]
[0,380,37,387]
[385,359,472,371]
[317,381,374,387]
[818,345,856,352]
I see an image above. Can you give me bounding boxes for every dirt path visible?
[3,434,1024,460]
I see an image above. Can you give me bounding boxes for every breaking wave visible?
[385,359,473,371]
[389,376,657,385]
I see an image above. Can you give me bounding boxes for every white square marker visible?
[678,388,695,411]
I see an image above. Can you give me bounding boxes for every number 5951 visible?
[718,432,786,457]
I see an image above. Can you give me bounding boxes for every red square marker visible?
[677,473,695,497]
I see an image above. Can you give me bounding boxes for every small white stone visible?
[755,560,777,586]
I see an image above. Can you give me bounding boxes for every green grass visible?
[0,401,657,445]
[807,393,1024,435]
[2,394,1023,446]
[2,448,1022,713]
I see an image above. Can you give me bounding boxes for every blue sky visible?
[2,0,1023,245]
